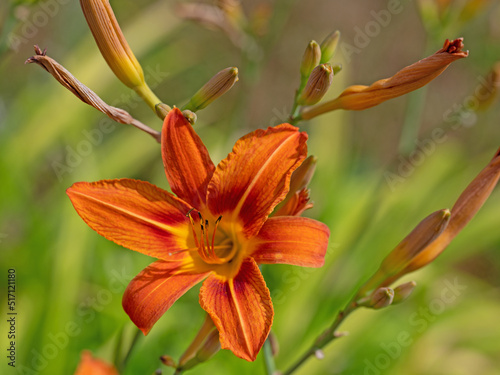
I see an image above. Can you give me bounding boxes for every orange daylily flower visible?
[67,108,330,361]
[74,351,119,375]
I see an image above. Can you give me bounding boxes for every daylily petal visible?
[207,124,308,237]
[250,216,330,267]
[74,351,118,375]
[199,258,273,361]
[67,179,191,261]
[123,260,210,335]
[162,108,215,209]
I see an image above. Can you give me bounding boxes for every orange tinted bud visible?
[300,38,468,119]
[80,0,144,89]
[362,148,500,291]
[80,0,161,110]
[298,64,334,106]
[380,209,451,277]
[403,148,500,275]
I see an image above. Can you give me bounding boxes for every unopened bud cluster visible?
[296,31,341,109]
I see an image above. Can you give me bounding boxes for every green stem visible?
[118,327,142,373]
[282,302,358,375]
[263,336,277,375]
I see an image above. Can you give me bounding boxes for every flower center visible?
[187,210,238,265]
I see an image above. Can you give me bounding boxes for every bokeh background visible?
[1,0,500,374]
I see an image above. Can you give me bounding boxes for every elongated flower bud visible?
[273,155,316,216]
[177,330,221,372]
[80,0,144,88]
[298,63,334,106]
[474,62,500,111]
[300,40,321,79]
[80,0,161,110]
[195,330,221,362]
[379,209,451,277]
[300,38,468,119]
[402,148,500,275]
[320,30,340,64]
[184,67,239,112]
[360,147,500,293]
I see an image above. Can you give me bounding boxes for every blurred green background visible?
[1,0,500,374]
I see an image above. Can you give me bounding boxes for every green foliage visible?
[1,1,500,374]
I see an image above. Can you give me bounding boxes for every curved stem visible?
[263,336,277,375]
[282,301,358,375]
[118,327,142,373]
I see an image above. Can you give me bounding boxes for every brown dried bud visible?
[300,38,469,119]
[298,64,334,106]
[25,46,160,142]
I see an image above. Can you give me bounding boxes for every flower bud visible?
[184,67,239,112]
[320,30,340,64]
[359,147,500,292]
[178,330,221,372]
[182,109,198,125]
[273,155,316,216]
[155,103,171,120]
[160,355,176,368]
[379,209,451,277]
[300,40,321,79]
[80,0,161,110]
[392,281,417,305]
[473,62,500,111]
[300,38,468,119]
[358,287,394,310]
[357,209,450,296]
[298,63,333,106]
[195,330,221,362]
[80,0,144,89]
